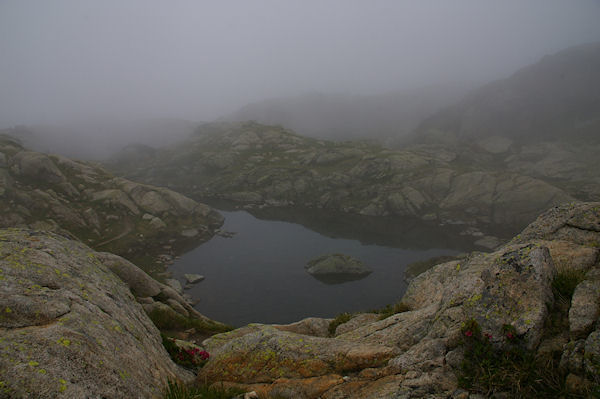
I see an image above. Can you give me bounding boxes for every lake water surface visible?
[170,209,479,327]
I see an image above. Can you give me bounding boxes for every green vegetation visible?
[459,319,558,397]
[552,268,586,301]
[162,379,245,399]
[148,307,232,334]
[372,302,411,320]
[327,301,412,336]
[161,334,209,371]
[458,270,598,397]
[328,312,354,336]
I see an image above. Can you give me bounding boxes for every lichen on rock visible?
[0,228,191,398]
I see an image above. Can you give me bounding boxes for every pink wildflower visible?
[464,330,473,337]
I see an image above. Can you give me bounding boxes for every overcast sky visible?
[1,0,600,127]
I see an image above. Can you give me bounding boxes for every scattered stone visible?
[181,228,199,237]
[184,273,205,284]
[149,216,167,229]
[216,229,237,238]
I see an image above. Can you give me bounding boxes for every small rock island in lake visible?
[305,253,372,284]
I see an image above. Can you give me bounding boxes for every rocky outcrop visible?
[0,136,223,271]
[0,228,191,399]
[197,202,600,398]
[305,254,371,283]
[111,121,585,234]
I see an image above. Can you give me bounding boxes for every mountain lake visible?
[169,207,487,327]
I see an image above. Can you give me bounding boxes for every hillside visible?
[0,134,223,276]
[417,42,600,142]
[111,121,584,237]
[225,85,467,143]
[2,118,197,160]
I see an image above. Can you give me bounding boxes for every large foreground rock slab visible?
[199,325,396,384]
[0,229,188,398]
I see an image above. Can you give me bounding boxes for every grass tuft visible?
[372,302,411,320]
[163,379,245,399]
[457,318,594,398]
[328,312,354,336]
[148,307,232,334]
[552,269,586,301]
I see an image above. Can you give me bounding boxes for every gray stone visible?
[184,273,205,284]
[166,298,189,317]
[149,216,167,229]
[10,151,66,184]
[91,189,140,215]
[569,268,600,338]
[334,313,380,336]
[166,278,184,294]
[95,251,162,298]
[0,228,189,398]
[273,317,332,338]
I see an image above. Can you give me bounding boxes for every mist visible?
[1,0,600,129]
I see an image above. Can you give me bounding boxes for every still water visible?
[170,209,478,327]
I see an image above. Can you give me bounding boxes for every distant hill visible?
[224,85,468,143]
[417,42,600,142]
[110,121,586,236]
[3,118,198,160]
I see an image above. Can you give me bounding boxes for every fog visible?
[1,0,600,129]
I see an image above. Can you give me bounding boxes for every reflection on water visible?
[170,207,480,327]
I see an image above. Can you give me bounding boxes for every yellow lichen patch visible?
[57,338,70,347]
[58,378,67,392]
[27,361,39,367]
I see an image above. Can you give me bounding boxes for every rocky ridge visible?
[110,121,586,235]
[0,134,223,274]
[195,202,600,398]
